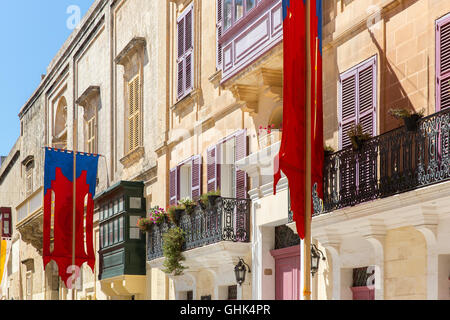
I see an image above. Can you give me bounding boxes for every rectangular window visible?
[119,217,124,242]
[437,14,450,111]
[128,74,142,153]
[221,0,259,31]
[1,208,12,238]
[109,221,113,244]
[99,225,104,249]
[114,219,118,244]
[129,216,140,240]
[86,116,96,154]
[235,0,244,21]
[104,223,109,247]
[221,139,236,198]
[177,4,194,100]
[108,202,113,218]
[179,163,192,200]
[25,161,34,197]
[119,197,125,212]
[339,56,377,149]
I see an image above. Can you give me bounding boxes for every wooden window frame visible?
[177,3,195,100]
[127,73,142,153]
[436,13,450,111]
[338,56,377,150]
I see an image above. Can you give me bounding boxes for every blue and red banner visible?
[275,0,323,240]
[43,148,99,284]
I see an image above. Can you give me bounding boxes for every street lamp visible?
[234,258,251,286]
[311,244,326,277]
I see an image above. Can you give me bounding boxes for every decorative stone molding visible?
[208,70,222,87]
[76,86,100,108]
[17,212,44,254]
[119,146,145,168]
[229,85,259,115]
[171,88,202,114]
[257,68,283,102]
[115,37,147,66]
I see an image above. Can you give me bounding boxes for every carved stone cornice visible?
[119,146,145,168]
[258,68,283,102]
[76,86,100,108]
[230,84,259,115]
[115,37,147,66]
[17,211,44,254]
[171,88,202,114]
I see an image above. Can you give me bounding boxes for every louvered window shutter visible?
[207,145,220,192]
[191,155,202,199]
[358,60,376,137]
[177,5,194,100]
[216,0,223,70]
[169,167,178,205]
[339,70,357,150]
[234,129,248,199]
[437,17,450,111]
[339,57,376,149]
[128,75,141,152]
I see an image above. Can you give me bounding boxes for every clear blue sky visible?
[0,0,94,156]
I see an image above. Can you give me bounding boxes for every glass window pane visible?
[114,219,118,243]
[246,0,255,11]
[114,200,119,215]
[235,0,244,21]
[109,203,113,217]
[119,197,124,212]
[109,221,113,244]
[100,225,103,249]
[224,0,232,30]
[129,228,140,240]
[119,217,124,242]
[104,224,109,247]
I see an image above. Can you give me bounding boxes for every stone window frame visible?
[76,86,100,155]
[115,37,147,166]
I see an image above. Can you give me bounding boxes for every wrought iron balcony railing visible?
[320,107,450,216]
[147,197,251,261]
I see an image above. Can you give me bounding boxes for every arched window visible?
[53,97,68,149]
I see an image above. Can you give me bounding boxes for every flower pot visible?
[208,195,221,207]
[351,136,366,152]
[198,199,206,210]
[403,114,421,132]
[185,204,196,215]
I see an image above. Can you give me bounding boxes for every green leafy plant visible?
[167,204,185,225]
[324,145,335,155]
[178,197,196,215]
[388,108,424,120]
[200,190,221,207]
[347,124,371,151]
[162,227,187,276]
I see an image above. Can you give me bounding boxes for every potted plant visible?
[137,217,152,233]
[388,108,424,131]
[167,204,185,225]
[347,124,371,151]
[148,206,168,226]
[179,197,196,215]
[200,190,221,208]
[162,227,187,276]
[324,145,335,158]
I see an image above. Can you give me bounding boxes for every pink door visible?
[351,286,375,300]
[270,245,301,300]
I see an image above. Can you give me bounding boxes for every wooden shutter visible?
[87,117,96,154]
[358,59,376,136]
[207,145,221,192]
[169,167,178,205]
[437,16,450,111]
[177,4,194,100]
[128,74,141,152]
[339,57,376,149]
[235,129,248,199]
[1,208,11,238]
[216,0,223,70]
[191,155,202,199]
[339,70,357,150]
